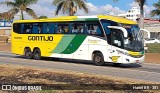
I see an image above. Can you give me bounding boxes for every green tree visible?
[135,0,147,28]
[150,0,160,19]
[53,0,88,16]
[0,0,38,20]
[39,15,48,19]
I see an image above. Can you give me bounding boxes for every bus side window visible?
[13,23,21,34]
[86,21,104,36]
[72,23,78,34]
[49,23,55,34]
[38,23,42,34]
[69,23,72,34]
[32,24,38,34]
[71,22,84,34]
[25,24,33,34]
[102,23,111,34]
[42,23,47,34]
[54,24,58,33]
[56,23,69,34]
[20,24,24,34]
[111,30,124,48]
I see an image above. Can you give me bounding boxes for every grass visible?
[0,64,159,93]
[145,44,160,53]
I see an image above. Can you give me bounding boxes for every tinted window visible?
[107,28,124,48]
[71,22,85,34]
[55,23,69,34]
[13,23,21,34]
[86,21,104,36]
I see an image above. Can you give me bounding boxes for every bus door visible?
[107,27,125,63]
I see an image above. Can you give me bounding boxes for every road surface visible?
[0,51,160,82]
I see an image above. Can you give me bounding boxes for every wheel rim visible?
[34,51,40,59]
[95,56,101,63]
[26,52,30,57]
[25,50,31,58]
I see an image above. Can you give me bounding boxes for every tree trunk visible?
[21,10,24,20]
[139,5,144,29]
[69,9,73,16]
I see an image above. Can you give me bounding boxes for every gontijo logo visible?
[28,36,53,41]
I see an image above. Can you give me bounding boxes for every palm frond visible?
[55,2,64,15]
[26,8,38,19]
[0,1,16,7]
[74,0,88,13]
[23,0,38,6]
[153,2,160,9]
[62,1,69,14]
[150,0,160,17]
[53,0,89,16]
[53,0,64,5]
[8,8,19,16]
[0,12,14,21]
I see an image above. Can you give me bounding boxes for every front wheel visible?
[33,48,41,60]
[93,52,105,66]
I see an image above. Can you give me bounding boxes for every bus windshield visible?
[121,24,144,52]
[100,19,144,52]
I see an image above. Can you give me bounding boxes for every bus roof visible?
[13,15,137,25]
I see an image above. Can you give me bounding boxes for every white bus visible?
[12,15,144,66]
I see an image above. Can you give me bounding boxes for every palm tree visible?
[150,0,160,21]
[53,0,88,16]
[135,0,147,28]
[0,0,38,20]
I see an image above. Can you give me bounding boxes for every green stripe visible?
[51,35,75,53]
[61,35,87,54]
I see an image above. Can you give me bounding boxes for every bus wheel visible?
[93,52,105,66]
[24,48,33,59]
[33,48,41,60]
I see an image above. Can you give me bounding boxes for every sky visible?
[0,0,159,20]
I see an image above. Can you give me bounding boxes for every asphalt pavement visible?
[0,51,160,82]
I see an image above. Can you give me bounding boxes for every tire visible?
[93,52,105,66]
[24,48,33,59]
[33,48,41,60]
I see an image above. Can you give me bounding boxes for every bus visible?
[12,15,144,66]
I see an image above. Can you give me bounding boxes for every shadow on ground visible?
[13,55,142,69]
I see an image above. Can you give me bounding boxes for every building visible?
[0,20,13,36]
[118,7,141,22]
[144,18,160,39]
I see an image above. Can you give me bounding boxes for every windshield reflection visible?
[123,25,144,52]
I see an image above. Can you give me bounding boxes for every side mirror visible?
[124,38,129,44]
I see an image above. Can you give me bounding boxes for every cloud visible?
[76,3,126,16]
[0,0,127,20]
[128,1,155,17]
